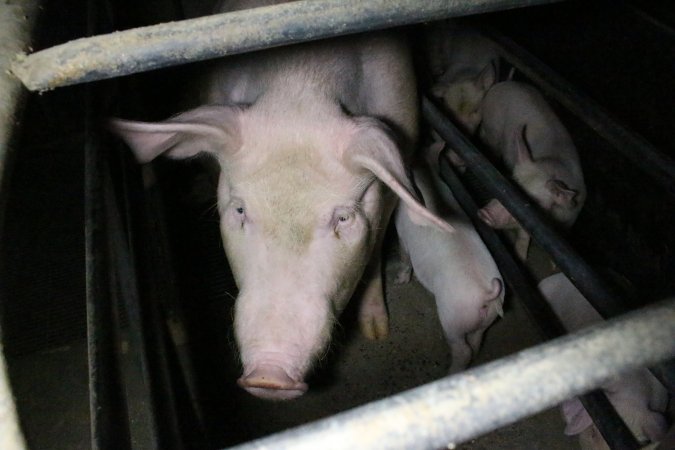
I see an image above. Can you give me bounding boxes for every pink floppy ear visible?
[547,179,578,208]
[475,60,497,92]
[514,124,534,165]
[343,117,453,233]
[561,397,593,436]
[108,105,242,163]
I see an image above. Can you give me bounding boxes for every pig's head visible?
[109,104,451,400]
[511,125,579,224]
[431,61,497,134]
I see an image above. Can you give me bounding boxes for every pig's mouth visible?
[237,364,309,400]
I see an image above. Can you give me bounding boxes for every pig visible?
[395,142,504,373]
[477,81,586,260]
[426,21,500,135]
[108,0,453,400]
[538,273,669,449]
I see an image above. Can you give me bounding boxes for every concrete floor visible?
[7,245,579,449]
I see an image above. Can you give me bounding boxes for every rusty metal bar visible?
[224,298,675,450]
[10,0,562,91]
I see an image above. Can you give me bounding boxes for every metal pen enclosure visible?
[0,1,674,449]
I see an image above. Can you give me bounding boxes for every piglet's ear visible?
[343,117,454,233]
[514,124,534,165]
[108,105,242,163]
[475,60,497,92]
[561,398,593,436]
[547,179,578,208]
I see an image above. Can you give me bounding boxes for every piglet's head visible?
[511,125,579,222]
[109,106,451,400]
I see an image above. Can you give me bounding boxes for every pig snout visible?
[238,364,308,401]
[234,286,334,400]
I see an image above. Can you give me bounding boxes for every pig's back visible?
[397,164,500,297]
[207,1,418,152]
[480,81,576,164]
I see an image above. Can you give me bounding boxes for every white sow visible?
[108,0,452,400]
[395,147,504,373]
[539,273,668,449]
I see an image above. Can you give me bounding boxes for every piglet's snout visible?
[238,364,308,401]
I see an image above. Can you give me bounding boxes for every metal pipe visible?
[0,4,39,448]
[437,156,641,450]
[224,299,675,450]
[0,1,38,194]
[482,27,675,198]
[10,0,562,91]
[85,86,132,450]
[422,96,629,319]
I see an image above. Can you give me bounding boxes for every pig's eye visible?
[228,199,247,228]
[332,207,355,235]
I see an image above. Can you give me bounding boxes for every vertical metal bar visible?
[104,160,163,450]
[438,156,641,450]
[0,0,39,195]
[84,72,132,450]
[482,27,675,198]
[0,2,39,449]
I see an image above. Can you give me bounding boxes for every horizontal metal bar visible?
[10,0,561,91]
[483,26,675,198]
[225,298,675,450]
[422,96,629,319]
[437,157,641,450]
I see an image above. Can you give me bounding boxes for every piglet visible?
[477,81,586,259]
[538,273,669,449]
[426,22,499,136]
[395,143,504,373]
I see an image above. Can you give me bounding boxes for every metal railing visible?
[10,0,562,91]
[1,1,674,450]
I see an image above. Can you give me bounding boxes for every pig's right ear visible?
[343,117,454,233]
[475,60,497,92]
[108,105,242,163]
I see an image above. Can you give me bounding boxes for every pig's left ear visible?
[344,118,453,233]
[514,125,534,165]
[108,105,242,163]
